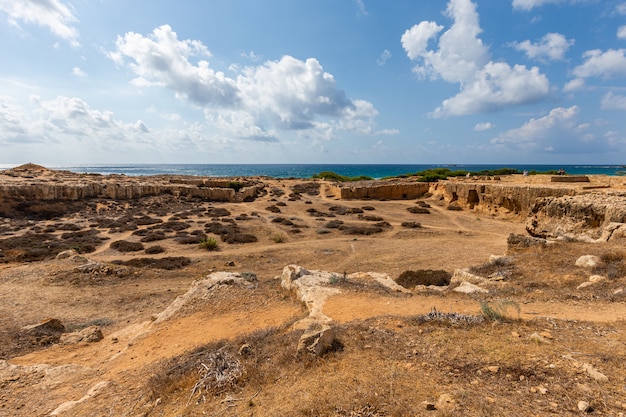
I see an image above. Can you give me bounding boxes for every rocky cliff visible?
[0,165,263,219]
[526,193,626,241]
[325,180,430,200]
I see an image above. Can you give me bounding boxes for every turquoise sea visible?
[1,164,624,179]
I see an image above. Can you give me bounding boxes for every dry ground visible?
[0,176,625,416]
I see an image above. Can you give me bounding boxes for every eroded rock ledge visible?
[0,164,264,218]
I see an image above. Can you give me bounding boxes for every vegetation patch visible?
[110,240,144,252]
[407,206,430,214]
[395,269,451,288]
[401,221,422,228]
[112,256,191,270]
[312,171,373,182]
[339,225,383,235]
[206,207,231,217]
[145,245,166,254]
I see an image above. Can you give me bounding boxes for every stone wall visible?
[325,180,430,200]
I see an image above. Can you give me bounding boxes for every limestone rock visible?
[578,401,592,412]
[583,363,608,382]
[22,318,65,335]
[527,194,626,241]
[60,326,104,344]
[297,324,336,356]
[56,249,78,259]
[576,255,600,268]
[453,281,489,294]
[577,275,608,289]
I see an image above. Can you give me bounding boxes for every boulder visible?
[575,255,600,269]
[297,325,336,356]
[453,281,489,294]
[60,326,104,344]
[22,318,65,335]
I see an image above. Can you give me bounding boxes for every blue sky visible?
[1,0,626,165]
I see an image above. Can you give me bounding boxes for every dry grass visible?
[146,315,626,416]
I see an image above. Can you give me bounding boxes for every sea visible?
[0,164,624,179]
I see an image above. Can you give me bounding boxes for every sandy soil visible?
[1,169,625,416]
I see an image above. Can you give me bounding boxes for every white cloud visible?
[512,0,563,11]
[618,25,626,40]
[573,49,626,78]
[0,0,79,47]
[110,25,392,141]
[617,3,626,15]
[377,49,391,66]
[474,122,495,131]
[491,106,584,150]
[402,0,549,118]
[109,25,238,107]
[511,33,574,61]
[601,92,626,110]
[401,21,444,63]
[0,95,151,148]
[72,67,86,77]
[563,78,584,92]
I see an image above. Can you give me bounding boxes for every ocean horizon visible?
[1,163,625,179]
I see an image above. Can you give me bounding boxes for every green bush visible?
[226,181,244,192]
[199,237,219,251]
[312,171,373,182]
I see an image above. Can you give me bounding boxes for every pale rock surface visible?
[575,255,600,269]
[453,281,489,294]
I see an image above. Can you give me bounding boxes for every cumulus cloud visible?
[110,25,392,141]
[601,92,626,110]
[0,0,79,47]
[563,78,585,92]
[511,33,574,61]
[573,49,626,79]
[402,0,549,118]
[0,95,149,146]
[474,122,495,131]
[490,106,590,151]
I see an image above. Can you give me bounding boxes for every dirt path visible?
[324,293,626,323]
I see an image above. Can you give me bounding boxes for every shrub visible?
[226,181,244,192]
[401,221,422,228]
[222,233,258,244]
[145,246,165,254]
[480,300,520,322]
[271,234,285,243]
[112,256,191,270]
[312,171,373,182]
[407,207,430,214]
[396,270,451,288]
[206,207,231,217]
[199,237,219,251]
[110,240,144,252]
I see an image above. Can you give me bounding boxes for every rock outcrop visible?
[0,165,263,218]
[526,193,626,241]
[324,179,430,200]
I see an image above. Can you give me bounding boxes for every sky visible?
[1,0,626,165]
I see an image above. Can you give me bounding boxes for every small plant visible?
[226,181,244,192]
[329,273,344,284]
[271,234,285,243]
[480,299,520,322]
[241,271,257,282]
[199,237,219,251]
